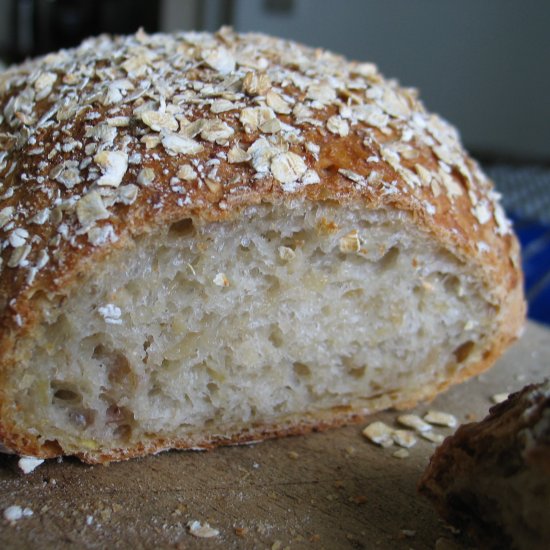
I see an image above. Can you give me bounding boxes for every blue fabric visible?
[513,219,550,325]
[483,164,550,326]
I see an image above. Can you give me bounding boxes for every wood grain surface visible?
[1,322,548,550]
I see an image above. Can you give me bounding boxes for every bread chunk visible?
[419,381,550,549]
[0,29,525,462]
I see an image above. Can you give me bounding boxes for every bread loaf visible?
[419,381,550,549]
[0,28,525,463]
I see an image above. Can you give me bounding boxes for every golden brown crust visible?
[0,28,525,462]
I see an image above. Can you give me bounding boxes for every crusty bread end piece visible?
[0,29,525,463]
[419,381,550,550]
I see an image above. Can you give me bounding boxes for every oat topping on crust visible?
[0,27,517,328]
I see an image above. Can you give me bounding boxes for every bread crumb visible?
[187,520,219,538]
[17,457,44,474]
[234,526,248,537]
[287,451,299,460]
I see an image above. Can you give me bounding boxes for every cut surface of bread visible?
[15,204,497,459]
[0,29,525,462]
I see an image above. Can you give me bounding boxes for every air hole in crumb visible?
[343,288,364,300]
[42,439,63,455]
[378,246,400,271]
[53,388,81,403]
[168,218,194,238]
[444,274,461,294]
[114,424,132,441]
[293,362,311,378]
[207,382,219,395]
[263,230,279,242]
[93,345,136,389]
[51,381,82,403]
[148,385,163,399]
[350,366,366,379]
[370,381,383,392]
[342,356,366,379]
[454,340,475,363]
[106,405,134,441]
[266,274,281,293]
[69,409,96,428]
[143,335,154,364]
[106,404,129,423]
[269,325,284,348]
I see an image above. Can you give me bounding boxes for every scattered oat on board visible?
[397,414,432,432]
[424,411,457,428]
[3,505,33,524]
[17,457,44,474]
[392,430,417,448]
[187,520,220,538]
[362,421,394,448]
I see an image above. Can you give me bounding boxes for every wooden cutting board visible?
[1,322,548,549]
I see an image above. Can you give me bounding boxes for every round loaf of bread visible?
[0,28,525,463]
